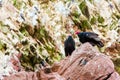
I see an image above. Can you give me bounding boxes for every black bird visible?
[64,35,75,56]
[76,32,104,48]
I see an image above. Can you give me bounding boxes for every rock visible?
[3,43,120,80]
[3,71,38,80]
[10,53,22,71]
[36,67,65,80]
[56,43,120,80]
[3,67,65,80]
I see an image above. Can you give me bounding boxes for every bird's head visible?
[75,31,80,35]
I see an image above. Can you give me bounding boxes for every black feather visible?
[64,36,75,56]
[77,32,104,47]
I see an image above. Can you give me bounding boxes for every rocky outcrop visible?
[56,43,120,80]
[3,71,37,80]
[3,43,120,80]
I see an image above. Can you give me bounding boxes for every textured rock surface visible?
[36,67,65,80]
[57,43,120,80]
[3,43,120,80]
[3,71,38,80]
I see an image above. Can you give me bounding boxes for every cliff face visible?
[0,0,120,79]
[3,43,120,80]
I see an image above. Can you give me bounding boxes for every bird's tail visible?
[97,41,104,48]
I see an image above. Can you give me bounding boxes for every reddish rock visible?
[3,68,65,80]
[10,53,22,71]
[3,43,120,80]
[3,71,38,80]
[57,43,120,80]
[36,67,65,80]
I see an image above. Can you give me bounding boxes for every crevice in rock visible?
[78,58,88,66]
[95,72,114,80]
[103,72,114,80]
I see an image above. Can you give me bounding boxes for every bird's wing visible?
[86,32,101,41]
